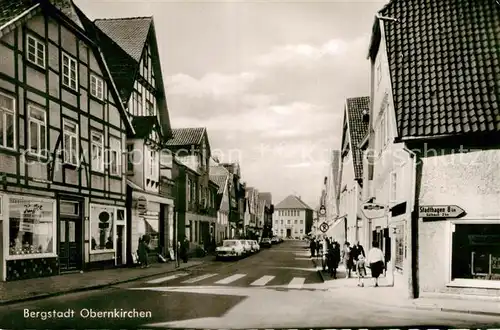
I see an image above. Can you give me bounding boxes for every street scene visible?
[0,0,500,328]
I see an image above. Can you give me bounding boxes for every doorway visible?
[59,218,82,272]
[116,225,124,265]
[286,228,291,237]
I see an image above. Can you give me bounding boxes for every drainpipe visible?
[403,146,418,299]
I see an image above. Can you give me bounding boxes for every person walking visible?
[342,242,353,278]
[310,238,316,258]
[367,241,385,287]
[138,236,149,268]
[354,241,366,258]
[180,236,189,263]
[315,238,322,258]
[356,254,367,287]
[326,240,340,279]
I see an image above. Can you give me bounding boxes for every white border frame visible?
[446,219,500,289]
[4,194,58,261]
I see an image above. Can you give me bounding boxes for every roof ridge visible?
[94,16,153,22]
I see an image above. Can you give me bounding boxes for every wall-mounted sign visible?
[361,203,386,219]
[419,205,465,219]
[319,206,326,216]
[137,196,148,215]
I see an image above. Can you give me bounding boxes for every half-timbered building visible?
[0,0,134,281]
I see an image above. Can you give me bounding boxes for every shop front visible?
[2,194,58,281]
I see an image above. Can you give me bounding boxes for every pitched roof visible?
[209,174,227,194]
[258,192,272,206]
[275,195,312,210]
[378,0,500,140]
[131,116,160,139]
[0,0,38,33]
[165,128,205,146]
[94,17,152,62]
[345,97,370,180]
[210,165,230,176]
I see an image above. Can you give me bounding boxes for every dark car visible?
[260,238,272,248]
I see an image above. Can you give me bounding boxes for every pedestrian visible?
[138,236,149,268]
[354,241,366,258]
[367,241,385,287]
[180,236,189,263]
[356,254,367,287]
[310,238,316,258]
[326,240,338,278]
[342,242,353,278]
[316,239,321,257]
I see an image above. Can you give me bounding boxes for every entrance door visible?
[286,228,291,237]
[59,218,82,272]
[116,225,124,265]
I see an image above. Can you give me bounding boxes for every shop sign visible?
[137,196,148,215]
[361,203,386,219]
[420,205,465,219]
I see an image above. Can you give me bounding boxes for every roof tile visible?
[165,128,205,146]
[275,195,312,210]
[0,0,36,30]
[345,96,370,180]
[380,0,500,139]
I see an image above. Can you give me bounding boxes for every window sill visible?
[24,152,50,162]
[447,279,500,289]
[91,170,105,176]
[63,163,79,170]
[90,249,115,254]
[0,147,19,156]
[109,174,122,180]
[26,60,47,74]
[89,94,105,105]
[61,84,80,96]
[6,253,57,260]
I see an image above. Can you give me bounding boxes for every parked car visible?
[215,240,245,260]
[250,240,260,253]
[260,238,272,248]
[241,240,253,255]
[271,236,280,244]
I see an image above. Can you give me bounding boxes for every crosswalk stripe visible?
[250,275,275,286]
[214,274,246,284]
[146,273,188,284]
[182,273,218,284]
[287,277,305,288]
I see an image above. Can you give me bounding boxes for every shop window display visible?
[90,205,114,251]
[9,196,55,255]
[452,224,500,281]
[144,217,159,251]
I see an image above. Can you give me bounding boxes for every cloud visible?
[167,72,260,98]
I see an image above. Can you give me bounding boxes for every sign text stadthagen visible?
[419,205,466,218]
[24,308,152,320]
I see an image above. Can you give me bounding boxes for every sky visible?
[75,0,388,209]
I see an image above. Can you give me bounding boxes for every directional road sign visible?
[319,222,329,233]
[361,203,386,219]
[419,205,465,219]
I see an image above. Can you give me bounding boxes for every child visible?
[356,255,367,287]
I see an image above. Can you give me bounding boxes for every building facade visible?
[88,15,174,265]
[273,195,313,239]
[0,0,134,281]
[209,163,230,244]
[220,163,245,238]
[244,187,259,239]
[367,0,500,298]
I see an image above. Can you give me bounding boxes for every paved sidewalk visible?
[312,258,500,316]
[0,256,212,306]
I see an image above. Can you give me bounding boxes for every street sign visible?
[419,205,465,219]
[319,205,326,216]
[319,222,329,233]
[361,203,386,219]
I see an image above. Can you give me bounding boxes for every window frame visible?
[26,34,46,69]
[91,131,104,172]
[62,52,78,91]
[0,91,16,150]
[27,104,47,157]
[90,74,104,100]
[109,136,121,176]
[62,119,79,166]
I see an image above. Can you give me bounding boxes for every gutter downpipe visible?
[403,145,418,299]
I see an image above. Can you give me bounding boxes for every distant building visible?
[273,195,313,238]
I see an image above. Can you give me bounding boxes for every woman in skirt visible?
[367,241,385,287]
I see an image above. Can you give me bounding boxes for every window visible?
[127,143,134,173]
[26,35,45,68]
[8,196,55,256]
[91,132,104,172]
[90,74,104,100]
[187,179,192,203]
[149,149,157,179]
[27,105,46,156]
[275,220,278,225]
[280,220,283,225]
[300,229,303,234]
[287,220,291,224]
[300,220,303,224]
[109,137,121,176]
[294,220,298,224]
[452,224,500,282]
[144,217,159,251]
[0,92,15,149]
[390,171,397,202]
[131,90,142,116]
[62,53,77,90]
[146,99,154,116]
[63,120,78,165]
[90,205,114,251]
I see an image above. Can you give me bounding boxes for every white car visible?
[250,240,260,253]
[215,240,245,259]
[241,240,253,255]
